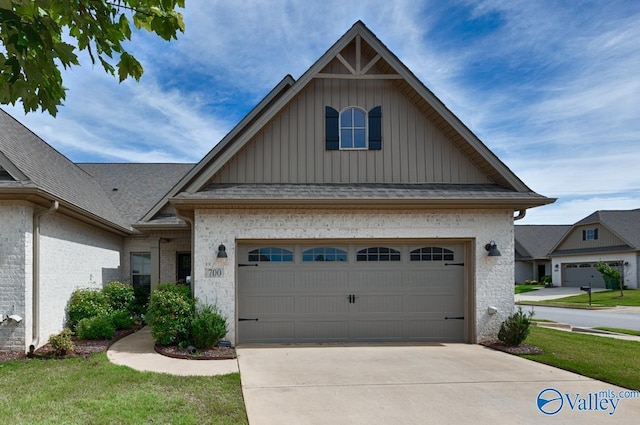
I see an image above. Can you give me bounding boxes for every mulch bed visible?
[155,344,237,360]
[482,340,544,355]
[0,327,140,363]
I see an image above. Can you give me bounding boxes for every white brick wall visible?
[0,202,32,351]
[194,208,514,344]
[121,231,191,283]
[37,213,122,348]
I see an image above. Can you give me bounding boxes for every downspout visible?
[175,210,195,298]
[29,200,59,353]
[514,209,526,221]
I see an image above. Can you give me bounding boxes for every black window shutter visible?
[594,228,598,240]
[325,107,339,150]
[582,230,586,241]
[368,106,382,150]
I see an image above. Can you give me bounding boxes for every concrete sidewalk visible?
[107,327,238,376]
[238,344,640,425]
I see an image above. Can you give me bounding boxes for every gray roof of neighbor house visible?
[0,109,131,233]
[78,163,195,225]
[515,225,571,260]
[574,209,640,249]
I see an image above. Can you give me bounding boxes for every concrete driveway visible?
[237,344,640,424]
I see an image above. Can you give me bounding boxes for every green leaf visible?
[117,52,143,82]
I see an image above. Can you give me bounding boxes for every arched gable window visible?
[340,107,367,149]
[410,247,454,261]
[356,247,400,262]
[325,106,381,150]
[248,247,293,262]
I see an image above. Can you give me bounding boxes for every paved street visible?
[523,305,640,331]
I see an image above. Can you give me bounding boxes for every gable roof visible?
[144,21,553,222]
[515,225,571,260]
[0,109,132,234]
[550,209,640,253]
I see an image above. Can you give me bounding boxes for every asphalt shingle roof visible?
[178,183,549,204]
[574,209,640,249]
[0,109,131,231]
[514,225,571,259]
[78,163,194,224]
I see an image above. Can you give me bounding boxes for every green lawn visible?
[514,284,545,294]
[522,326,640,390]
[521,289,640,307]
[0,354,247,425]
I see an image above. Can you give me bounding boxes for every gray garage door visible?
[562,263,605,288]
[237,242,466,344]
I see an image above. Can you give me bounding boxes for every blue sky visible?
[4,0,640,224]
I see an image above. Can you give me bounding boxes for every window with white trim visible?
[131,252,151,298]
[340,107,367,149]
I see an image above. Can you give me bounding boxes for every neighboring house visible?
[549,209,640,289]
[514,225,570,283]
[0,21,552,351]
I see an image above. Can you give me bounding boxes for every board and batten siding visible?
[555,225,628,251]
[210,79,492,185]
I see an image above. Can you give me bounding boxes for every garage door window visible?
[302,247,348,262]
[410,247,454,261]
[356,247,400,262]
[248,247,293,262]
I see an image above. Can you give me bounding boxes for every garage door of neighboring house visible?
[562,263,605,288]
[237,241,467,344]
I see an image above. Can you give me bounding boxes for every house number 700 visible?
[205,268,224,278]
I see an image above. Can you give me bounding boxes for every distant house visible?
[514,225,570,283]
[548,209,640,288]
[0,21,553,352]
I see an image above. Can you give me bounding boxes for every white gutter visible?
[29,200,58,353]
[514,209,527,221]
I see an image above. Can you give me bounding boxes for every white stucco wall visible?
[0,202,33,351]
[551,252,638,289]
[37,213,122,347]
[193,208,514,344]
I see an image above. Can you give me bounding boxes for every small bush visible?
[48,329,74,355]
[190,304,228,349]
[103,281,136,314]
[76,315,116,340]
[110,310,135,330]
[498,307,534,347]
[147,283,195,345]
[67,288,111,330]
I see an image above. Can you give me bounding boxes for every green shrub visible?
[498,307,534,347]
[76,315,116,340]
[67,288,111,330]
[110,310,135,330]
[103,281,136,314]
[147,283,195,345]
[48,329,74,355]
[190,304,228,349]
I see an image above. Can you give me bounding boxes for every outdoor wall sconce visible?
[216,244,228,259]
[484,241,501,257]
[554,264,559,269]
